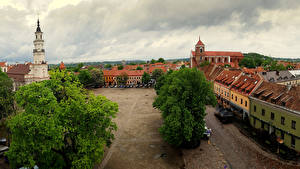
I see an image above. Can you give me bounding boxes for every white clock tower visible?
[31,19,49,81]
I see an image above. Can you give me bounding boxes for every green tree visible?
[136,66,143,70]
[0,70,15,120]
[153,68,216,148]
[157,58,165,63]
[180,65,186,69]
[142,72,150,84]
[104,64,112,69]
[90,69,105,88]
[150,59,156,64]
[199,61,210,67]
[78,70,93,87]
[6,70,118,169]
[151,69,164,81]
[117,65,124,70]
[73,63,84,72]
[116,72,128,85]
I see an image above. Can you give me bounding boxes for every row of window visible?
[105,76,141,80]
[254,105,296,129]
[253,119,296,148]
[231,94,248,107]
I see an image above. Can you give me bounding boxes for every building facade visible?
[0,62,8,72]
[250,82,300,152]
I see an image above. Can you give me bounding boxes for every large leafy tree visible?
[151,69,164,81]
[78,70,93,87]
[90,69,104,88]
[6,70,118,169]
[0,70,15,120]
[142,72,150,84]
[116,72,128,85]
[153,68,216,148]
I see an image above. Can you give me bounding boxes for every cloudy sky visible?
[1,0,300,64]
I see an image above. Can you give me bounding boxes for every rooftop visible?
[251,81,300,112]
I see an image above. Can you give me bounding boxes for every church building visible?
[190,37,244,68]
[7,19,49,90]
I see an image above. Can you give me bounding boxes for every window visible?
[291,136,295,148]
[262,109,265,116]
[281,131,285,139]
[235,96,237,101]
[241,99,243,104]
[261,122,264,129]
[292,120,296,130]
[253,118,256,126]
[271,112,274,120]
[254,105,256,112]
[232,94,233,99]
[281,117,285,125]
[245,101,247,107]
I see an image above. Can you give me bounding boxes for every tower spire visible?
[36,18,41,32]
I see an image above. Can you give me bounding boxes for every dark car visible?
[214,107,234,123]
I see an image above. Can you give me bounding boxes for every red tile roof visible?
[7,64,30,75]
[215,70,242,87]
[196,39,204,46]
[103,70,144,76]
[251,82,300,112]
[231,75,261,95]
[0,62,6,67]
[204,51,243,57]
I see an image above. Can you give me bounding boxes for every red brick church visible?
[190,37,244,68]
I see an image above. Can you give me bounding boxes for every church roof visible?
[7,64,31,75]
[205,51,243,57]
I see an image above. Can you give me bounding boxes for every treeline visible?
[239,53,294,71]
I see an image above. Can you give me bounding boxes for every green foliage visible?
[0,70,15,120]
[142,72,151,84]
[239,53,273,69]
[78,70,93,87]
[116,72,128,85]
[128,62,137,65]
[199,61,210,67]
[150,59,156,64]
[6,70,118,169]
[157,58,165,63]
[73,63,84,72]
[151,69,164,81]
[136,66,143,70]
[180,65,186,69]
[90,69,105,88]
[224,64,231,68]
[286,64,295,70]
[104,64,112,69]
[117,65,124,70]
[153,68,216,147]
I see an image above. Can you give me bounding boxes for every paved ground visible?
[93,88,184,169]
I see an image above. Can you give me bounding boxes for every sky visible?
[1,0,300,64]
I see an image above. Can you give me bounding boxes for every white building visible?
[7,19,49,90]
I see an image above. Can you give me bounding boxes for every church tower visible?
[31,19,49,82]
[195,36,205,63]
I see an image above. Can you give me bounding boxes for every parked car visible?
[214,107,234,123]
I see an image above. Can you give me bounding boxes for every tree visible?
[116,72,128,85]
[180,65,186,69]
[0,70,15,120]
[136,66,143,70]
[157,58,165,63]
[199,61,210,67]
[142,72,150,84]
[153,68,216,148]
[117,65,124,70]
[151,69,164,81]
[78,70,93,87]
[73,63,84,72]
[150,59,156,64]
[90,69,105,88]
[104,64,112,69]
[6,70,118,169]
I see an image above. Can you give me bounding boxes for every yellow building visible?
[214,69,242,108]
[229,75,262,119]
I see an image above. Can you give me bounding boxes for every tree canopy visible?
[0,70,15,120]
[151,69,164,81]
[6,70,118,169]
[117,65,124,70]
[116,72,128,85]
[153,68,216,148]
[136,66,143,70]
[142,72,150,84]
